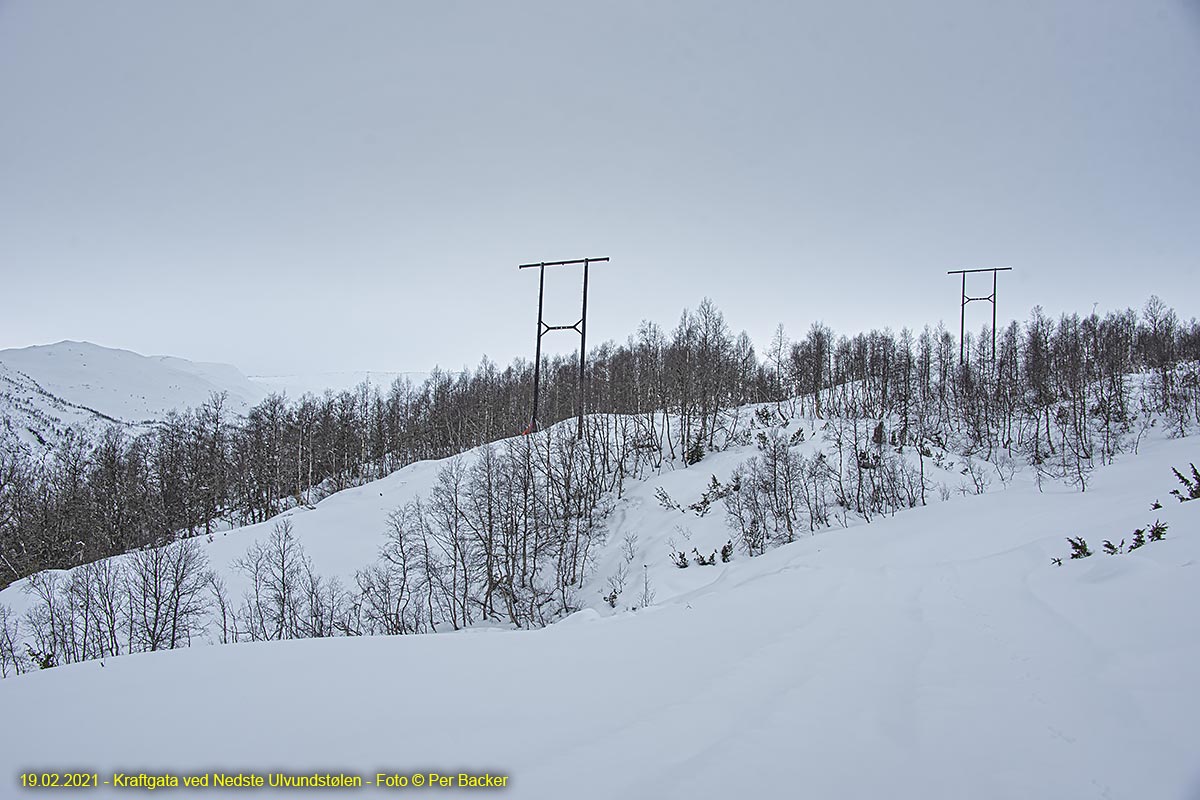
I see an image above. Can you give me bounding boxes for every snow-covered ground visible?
[1,418,1197,798]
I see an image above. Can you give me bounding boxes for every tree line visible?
[2,414,664,675]
[715,296,1200,558]
[1,295,1197,595]
[1,294,1198,676]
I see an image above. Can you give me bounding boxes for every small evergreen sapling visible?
[720,540,734,563]
[692,548,717,566]
[1129,528,1146,551]
[655,487,684,513]
[1067,536,1092,559]
[1051,557,1063,567]
[1102,539,1124,555]
[1148,520,1168,542]
[1170,464,1200,502]
[26,644,55,670]
[689,476,730,517]
[670,550,690,568]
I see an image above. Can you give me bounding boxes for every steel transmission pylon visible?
[947,266,1012,363]
[519,257,608,439]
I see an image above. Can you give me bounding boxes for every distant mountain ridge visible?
[0,341,434,456]
[0,341,435,456]
[0,341,267,455]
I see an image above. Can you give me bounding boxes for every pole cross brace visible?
[542,320,584,334]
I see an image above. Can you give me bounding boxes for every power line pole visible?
[519,257,608,438]
[947,266,1012,363]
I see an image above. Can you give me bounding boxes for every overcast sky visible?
[1,1,1197,374]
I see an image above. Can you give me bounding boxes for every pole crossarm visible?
[520,256,607,438]
[947,267,1013,275]
[520,257,610,269]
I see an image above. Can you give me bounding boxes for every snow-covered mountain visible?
[1,411,1197,798]
[0,341,267,453]
[0,341,429,456]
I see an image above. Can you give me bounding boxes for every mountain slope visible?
[1,425,1197,799]
[0,341,267,454]
[0,341,431,457]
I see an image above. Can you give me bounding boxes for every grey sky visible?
[1,1,1197,375]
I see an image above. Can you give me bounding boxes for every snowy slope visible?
[0,341,267,454]
[0,341,266,421]
[0,358,123,452]
[1,420,1198,798]
[0,341,429,456]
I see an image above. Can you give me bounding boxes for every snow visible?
[0,342,268,454]
[1,419,1198,798]
[0,341,266,422]
[0,341,426,455]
